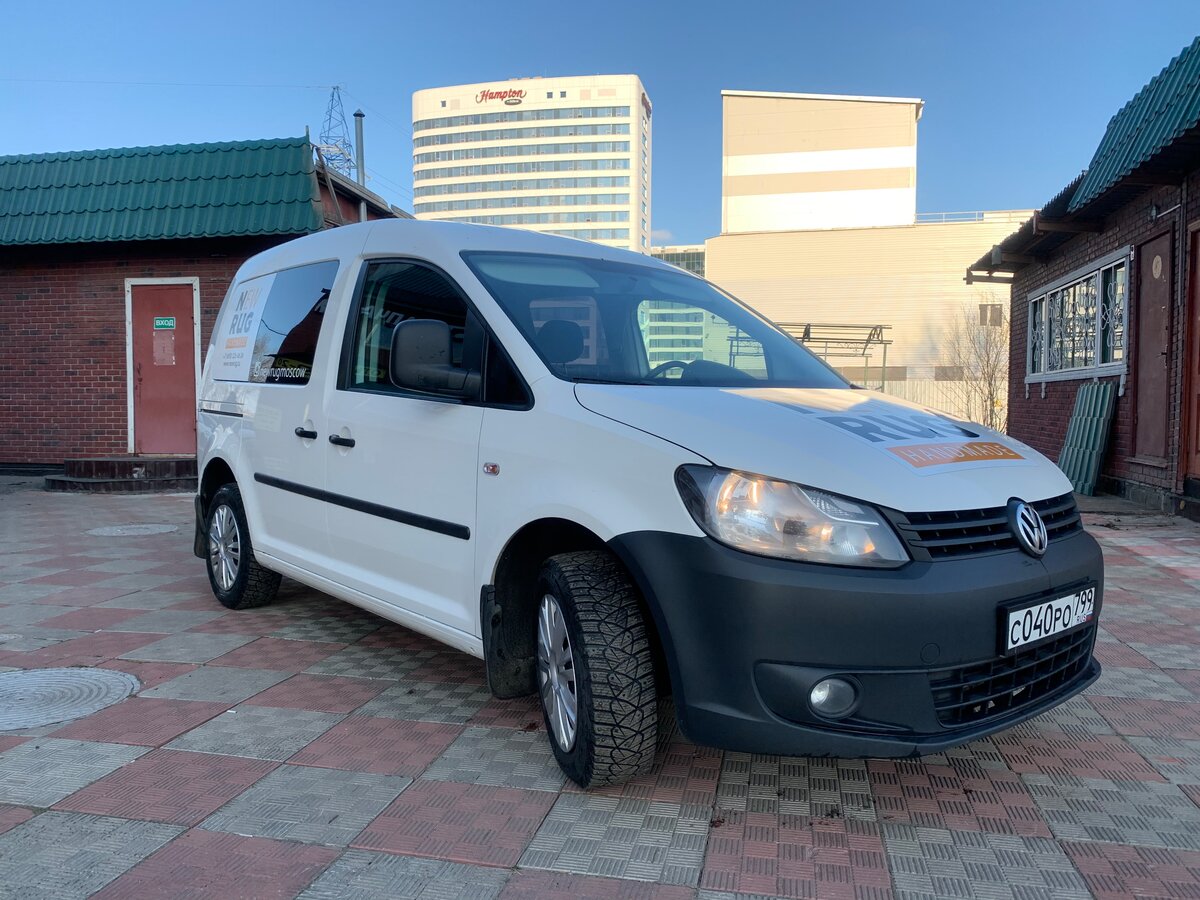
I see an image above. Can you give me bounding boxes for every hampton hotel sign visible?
[476,87,526,105]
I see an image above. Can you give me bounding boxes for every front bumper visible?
[609,529,1103,757]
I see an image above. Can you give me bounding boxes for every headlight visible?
[675,466,909,567]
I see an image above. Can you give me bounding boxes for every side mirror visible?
[389,319,480,398]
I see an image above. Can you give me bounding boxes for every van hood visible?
[574,385,1071,513]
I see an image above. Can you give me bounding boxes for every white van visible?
[195,219,1102,787]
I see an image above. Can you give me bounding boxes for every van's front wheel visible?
[536,551,657,788]
[205,484,280,610]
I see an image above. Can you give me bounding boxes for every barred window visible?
[1027,251,1127,380]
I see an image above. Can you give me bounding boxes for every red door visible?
[131,283,196,454]
[1134,235,1172,460]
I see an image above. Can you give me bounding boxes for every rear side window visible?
[212,260,338,385]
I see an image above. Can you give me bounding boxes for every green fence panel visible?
[1057,382,1117,495]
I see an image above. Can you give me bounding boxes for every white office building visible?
[412,75,652,252]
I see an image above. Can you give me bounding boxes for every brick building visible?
[967,37,1200,517]
[0,136,399,471]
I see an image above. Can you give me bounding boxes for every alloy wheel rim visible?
[537,593,578,752]
[208,504,241,592]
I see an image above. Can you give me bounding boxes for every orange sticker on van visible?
[887,441,1024,468]
[224,336,247,349]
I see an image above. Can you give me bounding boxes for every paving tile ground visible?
[199,764,411,846]
[0,810,182,898]
[53,748,278,825]
[1,489,1199,896]
[91,827,340,899]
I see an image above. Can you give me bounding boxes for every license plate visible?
[1005,587,1095,652]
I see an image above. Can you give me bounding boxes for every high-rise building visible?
[412,75,652,252]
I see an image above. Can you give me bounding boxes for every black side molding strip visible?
[253,473,470,540]
[198,408,243,418]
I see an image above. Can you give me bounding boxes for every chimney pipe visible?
[353,110,366,186]
[353,110,366,222]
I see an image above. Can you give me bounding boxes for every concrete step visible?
[63,456,196,481]
[1183,477,1200,501]
[44,474,197,494]
[1177,493,1200,523]
[46,456,197,493]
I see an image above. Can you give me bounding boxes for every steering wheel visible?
[647,360,692,379]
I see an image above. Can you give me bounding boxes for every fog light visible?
[809,677,857,718]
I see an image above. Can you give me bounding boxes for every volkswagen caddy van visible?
[195,219,1102,788]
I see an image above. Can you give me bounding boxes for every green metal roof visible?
[1069,35,1200,212]
[0,136,324,245]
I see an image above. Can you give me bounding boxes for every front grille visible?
[929,622,1095,728]
[890,493,1082,560]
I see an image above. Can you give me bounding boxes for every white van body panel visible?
[475,377,708,592]
[575,384,1071,512]
[323,389,484,635]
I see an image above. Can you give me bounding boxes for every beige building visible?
[412,75,651,252]
[722,90,921,233]
[707,214,1028,401]
[710,90,1029,421]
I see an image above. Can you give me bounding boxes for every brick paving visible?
[0,488,1198,897]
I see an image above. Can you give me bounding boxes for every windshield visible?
[462,252,849,388]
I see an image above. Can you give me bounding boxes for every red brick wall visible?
[0,237,280,465]
[1007,175,1199,503]
[317,180,394,227]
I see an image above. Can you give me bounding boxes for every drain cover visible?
[87,524,178,537]
[0,668,139,731]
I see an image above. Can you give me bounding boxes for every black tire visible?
[204,483,280,610]
[536,550,657,788]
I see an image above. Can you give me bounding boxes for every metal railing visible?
[775,323,893,390]
[916,210,1030,225]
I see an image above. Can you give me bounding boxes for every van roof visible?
[232,219,674,283]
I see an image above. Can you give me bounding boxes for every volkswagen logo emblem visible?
[1008,500,1048,558]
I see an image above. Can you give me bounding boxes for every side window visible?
[346,261,480,394]
[213,260,338,384]
[636,300,768,379]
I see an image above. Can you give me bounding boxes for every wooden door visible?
[130,283,196,454]
[1186,229,1200,478]
[1135,234,1172,460]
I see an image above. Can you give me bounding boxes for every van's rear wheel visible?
[205,484,280,610]
[536,551,657,788]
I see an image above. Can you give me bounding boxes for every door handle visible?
[294,427,318,440]
[328,434,356,448]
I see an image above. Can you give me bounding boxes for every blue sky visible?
[4,1,1198,244]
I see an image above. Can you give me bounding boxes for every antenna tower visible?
[317,86,356,178]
